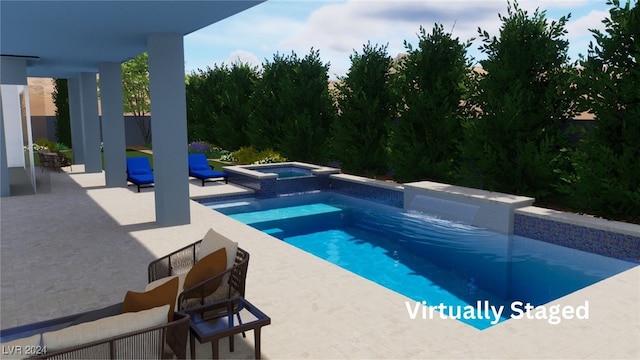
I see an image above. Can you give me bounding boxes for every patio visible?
[1,166,638,359]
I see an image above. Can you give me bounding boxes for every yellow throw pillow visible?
[122,277,178,321]
[183,247,227,299]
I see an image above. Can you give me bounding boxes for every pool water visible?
[254,166,312,179]
[275,170,309,179]
[205,191,637,329]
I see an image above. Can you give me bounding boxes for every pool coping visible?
[515,206,640,238]
[330,173,404,191]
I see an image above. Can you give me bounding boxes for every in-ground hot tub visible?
[254,165,313,179]
[223,162,340,197]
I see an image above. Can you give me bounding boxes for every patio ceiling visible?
[1,0,265,78]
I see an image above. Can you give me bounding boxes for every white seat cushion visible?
[42,305,169,351]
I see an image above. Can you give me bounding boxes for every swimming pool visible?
[204,191,637,329]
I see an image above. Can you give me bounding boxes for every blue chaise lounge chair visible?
[188,153,228,186]
[126,157,154,192]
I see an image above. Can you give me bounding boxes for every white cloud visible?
[183,0,610,76]
[563,9,609,60]
[223,50,263,69]
[278,0,507,76]
[566,9,608,37]
[281,0,504,53]
[519,0,590,11]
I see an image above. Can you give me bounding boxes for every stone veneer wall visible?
[514,207,640,263]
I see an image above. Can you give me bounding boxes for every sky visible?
[183,0,611,79]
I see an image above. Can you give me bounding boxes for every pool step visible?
[229,203,342,225]
[263,228,284,236]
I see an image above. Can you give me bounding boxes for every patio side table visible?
[180,297,271,359]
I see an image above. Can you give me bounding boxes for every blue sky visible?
[183,0,610,79]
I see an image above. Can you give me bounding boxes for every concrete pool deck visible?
[1,166,638,359]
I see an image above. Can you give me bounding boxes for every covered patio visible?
[1,0,263,226]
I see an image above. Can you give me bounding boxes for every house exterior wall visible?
[34,115,150,147]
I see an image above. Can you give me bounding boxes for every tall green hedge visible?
[331,42,396,176]
[186,63,257,150]
[248,49,335,163]
[459,1,579,199]
[567,0,640,221]
[53,78,71,147]
[391,25,472,183]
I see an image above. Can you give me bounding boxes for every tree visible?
[212,63,258,150]
[52,78,71,147]
[186,62,258,150]
[122,53,151,145]
[459,1,579,199]
[391,25,472,183]
[331,42,396,176]
[248,49,335,163]
[568,0,640,221]
[186,66,227,145]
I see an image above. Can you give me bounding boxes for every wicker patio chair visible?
[53,150,72,171]
[37,151,56,171]
[148,240,250,311]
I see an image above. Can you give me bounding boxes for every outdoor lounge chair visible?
[53,150,72,171]
[126,157,154,192]
[188,153,228,186]
[0,304,190,359]
[38,150,72,172]
[147,239,249,311]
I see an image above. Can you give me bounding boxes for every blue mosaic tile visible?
[330,178,403,208]
[274,176,324,196]
[514,214,640,263]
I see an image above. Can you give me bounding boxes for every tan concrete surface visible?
[1,166,638,359]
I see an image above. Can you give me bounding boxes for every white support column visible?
[79,73,102,173]
[68,78,84,164]
[0,87,9,197]
[99,62,127,187]
[21,86,36,191]
[148,34,190,226]
[0,57,32,195]
[0,85,26,167]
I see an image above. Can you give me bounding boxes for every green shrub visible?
[35,138,56,151]
[232,147,286,165]
[188,140,212,154]
[220,151,237,162]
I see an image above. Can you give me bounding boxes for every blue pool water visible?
[205,191,637,329]
[254,166,312,179]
